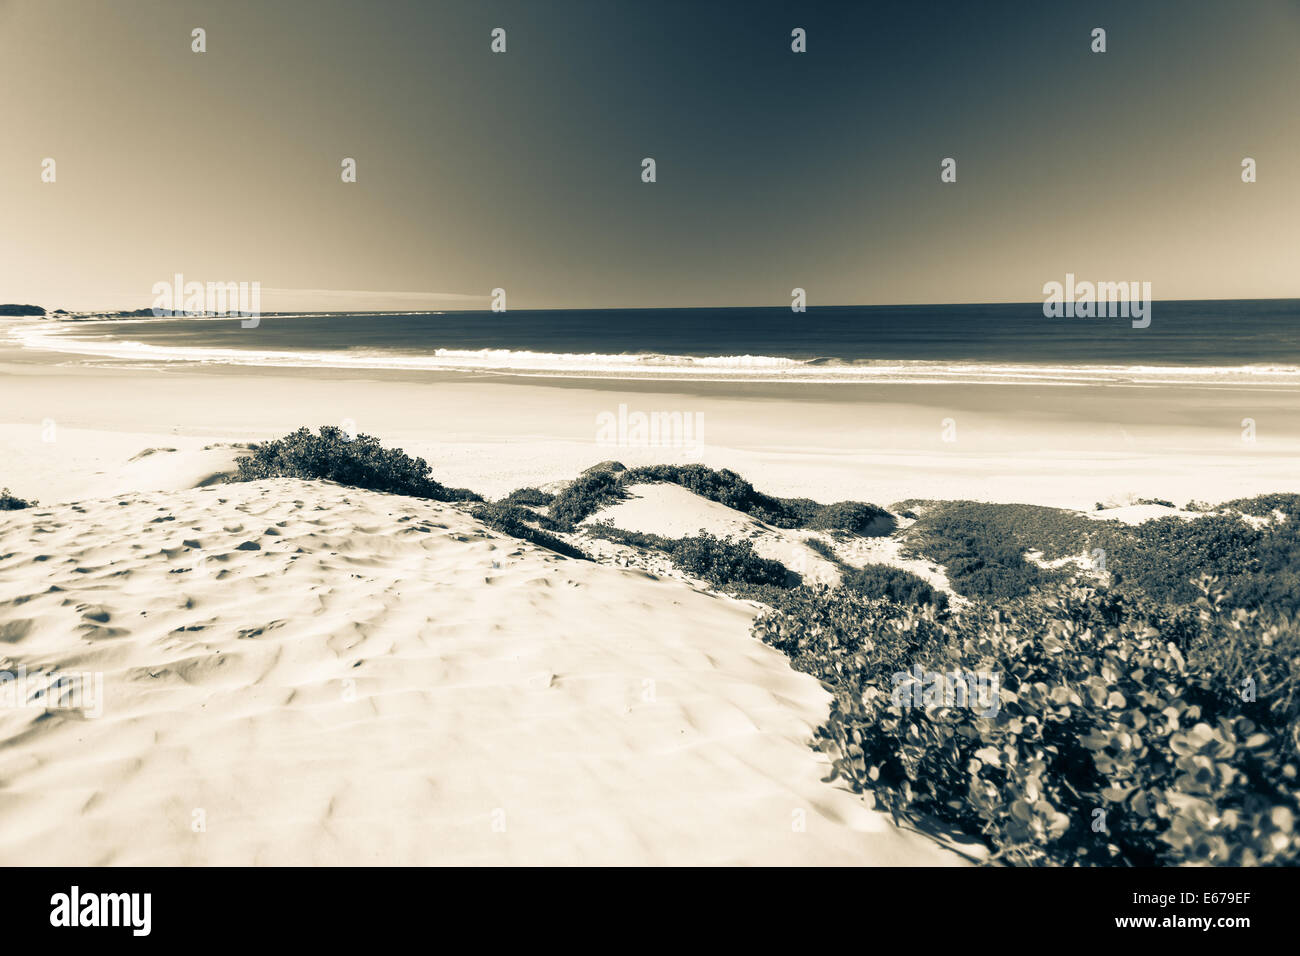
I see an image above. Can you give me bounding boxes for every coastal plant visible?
[803,537,839,563]
[1096,512,1300,613]
[667,532,790,588]
[585,521,790,590]
[1221,492,1300,518]
[804,501,892,536]
[0,487,35,510]
[560,461,891,536]
[499,487,555,507]
[841,563,947,609]
[622,464,795,523]
[233,426,481,502]
[469,502,589,561]
[583,521,674,552]
[752,578,1300,866]
[548,469,625,530]
[905,497,1300,613]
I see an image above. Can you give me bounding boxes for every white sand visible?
[3,334,1297,866]
[0,478,974,865]
[4,333,1300,511]
[583,481,957,595]
[585,482,843,586]
[1085,503,1202,525]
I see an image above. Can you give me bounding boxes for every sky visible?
[2,0,1298,312]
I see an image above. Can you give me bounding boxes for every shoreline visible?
[3,334,1299,510]
[10,317,1300,388]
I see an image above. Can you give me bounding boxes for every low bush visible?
[903,502,1108,600]
[1221,493,1300,517]
[841,564,947,608]
[500,487,554,507]
[234,426,480,502]
[583,521,674,552]
[718,582,797,606]
[905,499,1300,612]
[752,578,1300,866]
[1094,512,1300,614]
[1134,497,1177,508]
[667,532,790,588]
[469,502,589,561]
[622,464,797,524]
[805,501,892,536]
[586,521,791,590]
[548,470,625,530]
[1,487,35,510]
[615,464,890,536]
[804,537,839,563]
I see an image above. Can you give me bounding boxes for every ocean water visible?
[17,300,1300,385]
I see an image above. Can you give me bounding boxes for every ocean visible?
[15,300,1300,385]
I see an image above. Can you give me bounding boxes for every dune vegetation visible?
[227,428,1300,865]
[0,488,36,510]
[234,426,481,502]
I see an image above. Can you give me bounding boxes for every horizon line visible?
[15,293,1300,316]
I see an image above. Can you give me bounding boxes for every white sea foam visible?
[10,320,1300,387]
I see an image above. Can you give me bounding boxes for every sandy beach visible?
[2,324,1298,866]
[0,478,982,865]
[0,331,998,866]
[6,0,1300,918]
[5,323,1300,510]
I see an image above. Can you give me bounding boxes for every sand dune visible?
[0,479,972,865]
[584,482,957,596]
[0,425,247,505]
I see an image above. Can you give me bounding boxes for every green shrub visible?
[1093,512,1300,613]
[622,464,797,524]
[903,502,1104,600]
[666,532,790,588]
[752,578,1300,866]
[1221,493,1300,517]
[718,582,797,605]
[234,426,480,502]
[805,501,893,536]
[756,585,947,682]
[804,537,839,563]
[472,501,561,531]
[1134,497,1177,508]
[584,522,791,592]
[841,564,948,609]
[1,487,35,510]
[902,500,1300,612]
[583,521,675,552]
[469,502,589,561]
[548,470,625,529]
[620,464,888,534]
[500,487,554,507]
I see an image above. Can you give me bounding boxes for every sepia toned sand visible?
[0,478,975,866]
[4,337,1300,510]
[583,481,955,595]
[2,331,1298,865]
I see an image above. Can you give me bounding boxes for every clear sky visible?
[2,0,1298,311]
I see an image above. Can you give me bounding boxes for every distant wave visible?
[11,321,1300,386]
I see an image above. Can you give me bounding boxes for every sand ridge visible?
[0,479,971,865]
[582,482,959,597]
